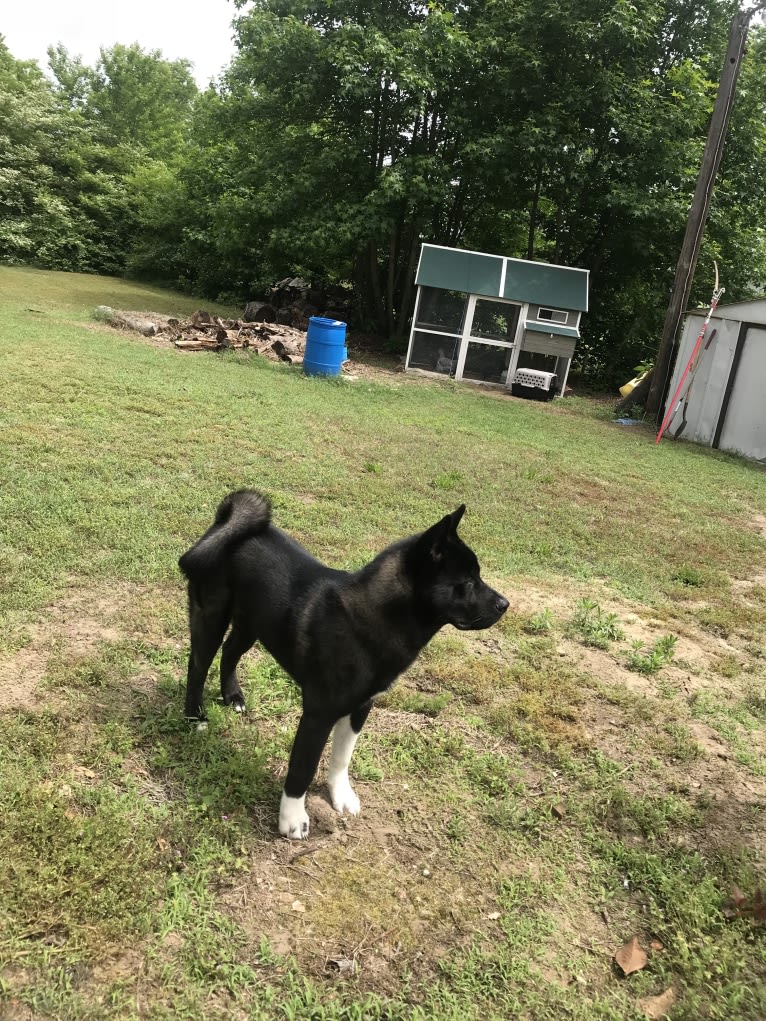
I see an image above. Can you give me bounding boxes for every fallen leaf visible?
[750,889,766,921]
[730,884,746,908]
[614,935,648,976]
[486,911,502,921]
[649,939,665,952]
[291,900,306,913]
[725,885,766,922]
[551,803,566,820]
[637,987,676,1019]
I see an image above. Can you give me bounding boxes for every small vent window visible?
[537,308,568,325]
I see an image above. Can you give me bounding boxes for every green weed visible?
[570,598,624,649]
[431,470,464,490]
[673,565,706,587]
[524,607,555,634]
[390,689,452,716]
[626,634,678,674]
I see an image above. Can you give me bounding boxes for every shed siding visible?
[696,320,741,443]
[699,298,766,325]
[718,327,766,460]
[664,314,739,445]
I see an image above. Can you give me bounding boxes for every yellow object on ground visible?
[619,371,648,398]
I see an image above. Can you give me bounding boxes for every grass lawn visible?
[1,265,765,1020]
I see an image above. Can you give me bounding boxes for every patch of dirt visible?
[504,573,752,698]
[751,514,766,540]
[0,998,36,1021]
[459,573,766,864]
[0,580,171,712]
[221,770,502,996]
[88,950,144,985]
[731,571,766,598]
[0,645,50,711]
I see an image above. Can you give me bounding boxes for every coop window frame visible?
[406,289,526,387]
[535,307,569,325]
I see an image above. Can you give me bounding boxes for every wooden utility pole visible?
[646,7,757,416]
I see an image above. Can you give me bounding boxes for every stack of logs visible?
[98,307,308,365]
[172,309,306,364]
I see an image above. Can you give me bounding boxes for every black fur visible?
[179,490,508,836]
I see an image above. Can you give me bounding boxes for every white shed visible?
[663,297,766,461]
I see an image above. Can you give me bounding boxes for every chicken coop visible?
[405,244,589,398]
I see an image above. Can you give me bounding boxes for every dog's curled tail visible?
[179,490,271,579]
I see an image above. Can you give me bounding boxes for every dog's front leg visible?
[327,701,373,816]
[279,712,334,839]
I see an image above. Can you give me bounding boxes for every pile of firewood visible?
[171,309,307,363]
[241,276,353,330]
[96,307,309,365]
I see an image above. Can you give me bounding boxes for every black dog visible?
[179,491,508,838]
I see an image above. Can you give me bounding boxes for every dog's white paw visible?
[279,792,310,839]
[329,775,361,816]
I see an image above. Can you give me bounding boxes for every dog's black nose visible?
[495,595,509,616]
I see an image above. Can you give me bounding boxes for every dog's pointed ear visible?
[449,505,466,532]
[420,505,465,561]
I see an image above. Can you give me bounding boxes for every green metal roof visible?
[524,321,580,339]
[416,244,589,312]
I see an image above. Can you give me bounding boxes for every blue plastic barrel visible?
[303,317,348,377]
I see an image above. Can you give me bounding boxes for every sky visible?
[1,0,240,87]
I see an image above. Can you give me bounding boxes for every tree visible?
[45,43,199,276]
[211,2,469,332]
[0,37,81,266]
[84,44,197,161]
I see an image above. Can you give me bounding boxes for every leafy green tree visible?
[454,0,745,380]
[195,2,489,331]
[0,37,81,265]
[84,44,197,161]
[46,43,198,275]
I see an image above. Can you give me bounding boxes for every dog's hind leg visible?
[219,622,256,712]
[327,701,372,816]
[279,712,335,839]
[184,590,229,721]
